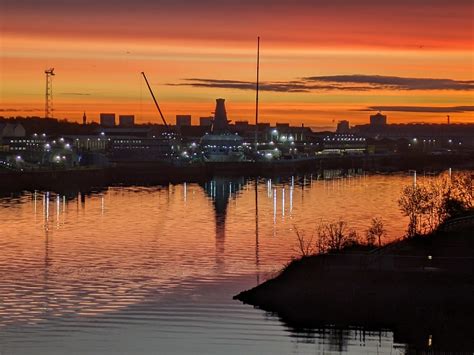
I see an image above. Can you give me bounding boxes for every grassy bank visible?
[234,221,474,352]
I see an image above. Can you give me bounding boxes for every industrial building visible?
[336,120,350,133]
[119,115,135,127]
[176,115,192,127]
[100,113,116,127]
[199,117,213,127]
[370,112,387,127]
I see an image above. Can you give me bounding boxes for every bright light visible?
[100,132,105,136]
[65,143,71,149]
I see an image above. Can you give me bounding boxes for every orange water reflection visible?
[0,173,413,328]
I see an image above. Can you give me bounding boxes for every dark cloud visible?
[169,79,311,93]
[0,108,41,112]
[171,75,474,93]
[357,106,474,113]
[304,75,474,91]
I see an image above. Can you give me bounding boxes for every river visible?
[0,172,415,354]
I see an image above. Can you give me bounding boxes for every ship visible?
[200,98,245,162]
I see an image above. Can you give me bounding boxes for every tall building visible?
[337,120,350,133]
[370,112,387,126]
[100,113,116,127]
[119,115,135,127]
[176,115,192,127]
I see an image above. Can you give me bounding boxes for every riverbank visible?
[1,151,473,192]
[234,219,474,352]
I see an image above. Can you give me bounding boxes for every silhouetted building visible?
[370,112,387,126]
[100,113,116,127]
[176,115,192,127]
[119,115,135,127]
[336,120,350,133]
[212,99,230,133]
[200,116,213,127]
[235,121,249,128]
[352,123,474,147]
[0,122,25,138]
[82,112,87,125]
[321,134,366,155]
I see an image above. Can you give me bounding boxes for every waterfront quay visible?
[1,111,474,192]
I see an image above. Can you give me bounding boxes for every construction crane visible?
[45,68,55,118]
[141,72,169,129]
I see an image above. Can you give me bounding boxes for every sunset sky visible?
[1,0,473,129]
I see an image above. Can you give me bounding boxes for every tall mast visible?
[254,37,260,149]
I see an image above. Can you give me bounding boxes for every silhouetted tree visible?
[399,171,473,237]
[294,219,360,256]
[317,219,358,252]
[448,172,473,215]
[366,217,385,247]
[398,184,431,237]
[294,226,315,257]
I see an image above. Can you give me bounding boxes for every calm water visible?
[0,173,414,354]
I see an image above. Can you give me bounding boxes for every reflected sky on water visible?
[0,173,414,354]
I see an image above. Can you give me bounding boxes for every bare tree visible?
[294,219,360,257]
[294,226,315,257]
[399,171,473,238]
[318,219,358,252]
[366,217,385,247]
[398,184,431,237]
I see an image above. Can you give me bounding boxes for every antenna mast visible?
[254,36,260,149]
[140,72,169,129]
[44,68,55,118]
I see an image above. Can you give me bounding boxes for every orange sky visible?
[1,0,473,129]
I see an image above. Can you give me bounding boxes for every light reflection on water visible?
[0,173,413,354]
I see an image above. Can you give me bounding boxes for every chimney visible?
[213,98,229,133]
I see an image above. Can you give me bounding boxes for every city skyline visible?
[1,0,473,128]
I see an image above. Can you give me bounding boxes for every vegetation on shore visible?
[235,171,474,351]
[398,171,473,237]
[292,171,472,260]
